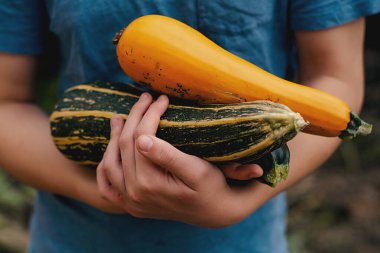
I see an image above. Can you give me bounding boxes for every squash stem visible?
[358,121,373,136]
[112,29,125,45]
[339,112,373,140]
[293,112,309,132]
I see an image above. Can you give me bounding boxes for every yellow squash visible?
[114,15,372,139]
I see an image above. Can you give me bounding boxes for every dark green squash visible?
[50,82,304,186]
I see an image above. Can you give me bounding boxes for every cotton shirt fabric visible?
[1,1,379,252]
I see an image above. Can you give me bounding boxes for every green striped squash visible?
[50,82,306,186]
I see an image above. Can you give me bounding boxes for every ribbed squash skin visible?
[115,15,372,139]
[50,82,306,170]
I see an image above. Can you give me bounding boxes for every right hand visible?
[96,93,266,227]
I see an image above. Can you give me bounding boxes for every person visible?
[0,1,379,252]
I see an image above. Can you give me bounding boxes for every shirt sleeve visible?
[0,0,48,55]
[291,0,380,31]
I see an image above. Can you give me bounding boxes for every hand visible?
[96,93,265,227]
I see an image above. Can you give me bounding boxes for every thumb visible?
[136,135,211,187]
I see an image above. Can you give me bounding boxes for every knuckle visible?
[126,187,141,204]
[158,148,176,167]
[118,135,131,149]
[126,179,157,203]
[131,96,151,112]
[178,188,197,202]
[102,158,116,170]
[133,128,144,141]
[130,101,144,112]
[138,177,153,193]
[196,167,212,181]
[141,177,163,196]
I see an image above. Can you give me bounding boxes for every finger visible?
[136,135,214,189]
[220,163,263,180]
[104,114,124,162]
[135,95,169,136]
[119,93,153,180]
[102,115,125,193]
[96,162,123,205]
[133,95,169,180]
[104,163,125,194]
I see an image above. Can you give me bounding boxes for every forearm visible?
[238,74,364,214]
[282,74,363,188]
[0,101,121,213]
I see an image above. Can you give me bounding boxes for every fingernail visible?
[138,135,153,152]
[111,115,120,128]
[157,95,167,102]
[139,93,148,101]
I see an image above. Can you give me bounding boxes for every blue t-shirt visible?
[1,1,379,252]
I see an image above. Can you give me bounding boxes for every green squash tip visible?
[339,112,373,140]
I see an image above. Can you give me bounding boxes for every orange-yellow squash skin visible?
[115,15,371,138]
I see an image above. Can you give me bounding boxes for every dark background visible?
[0,14,379,253]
